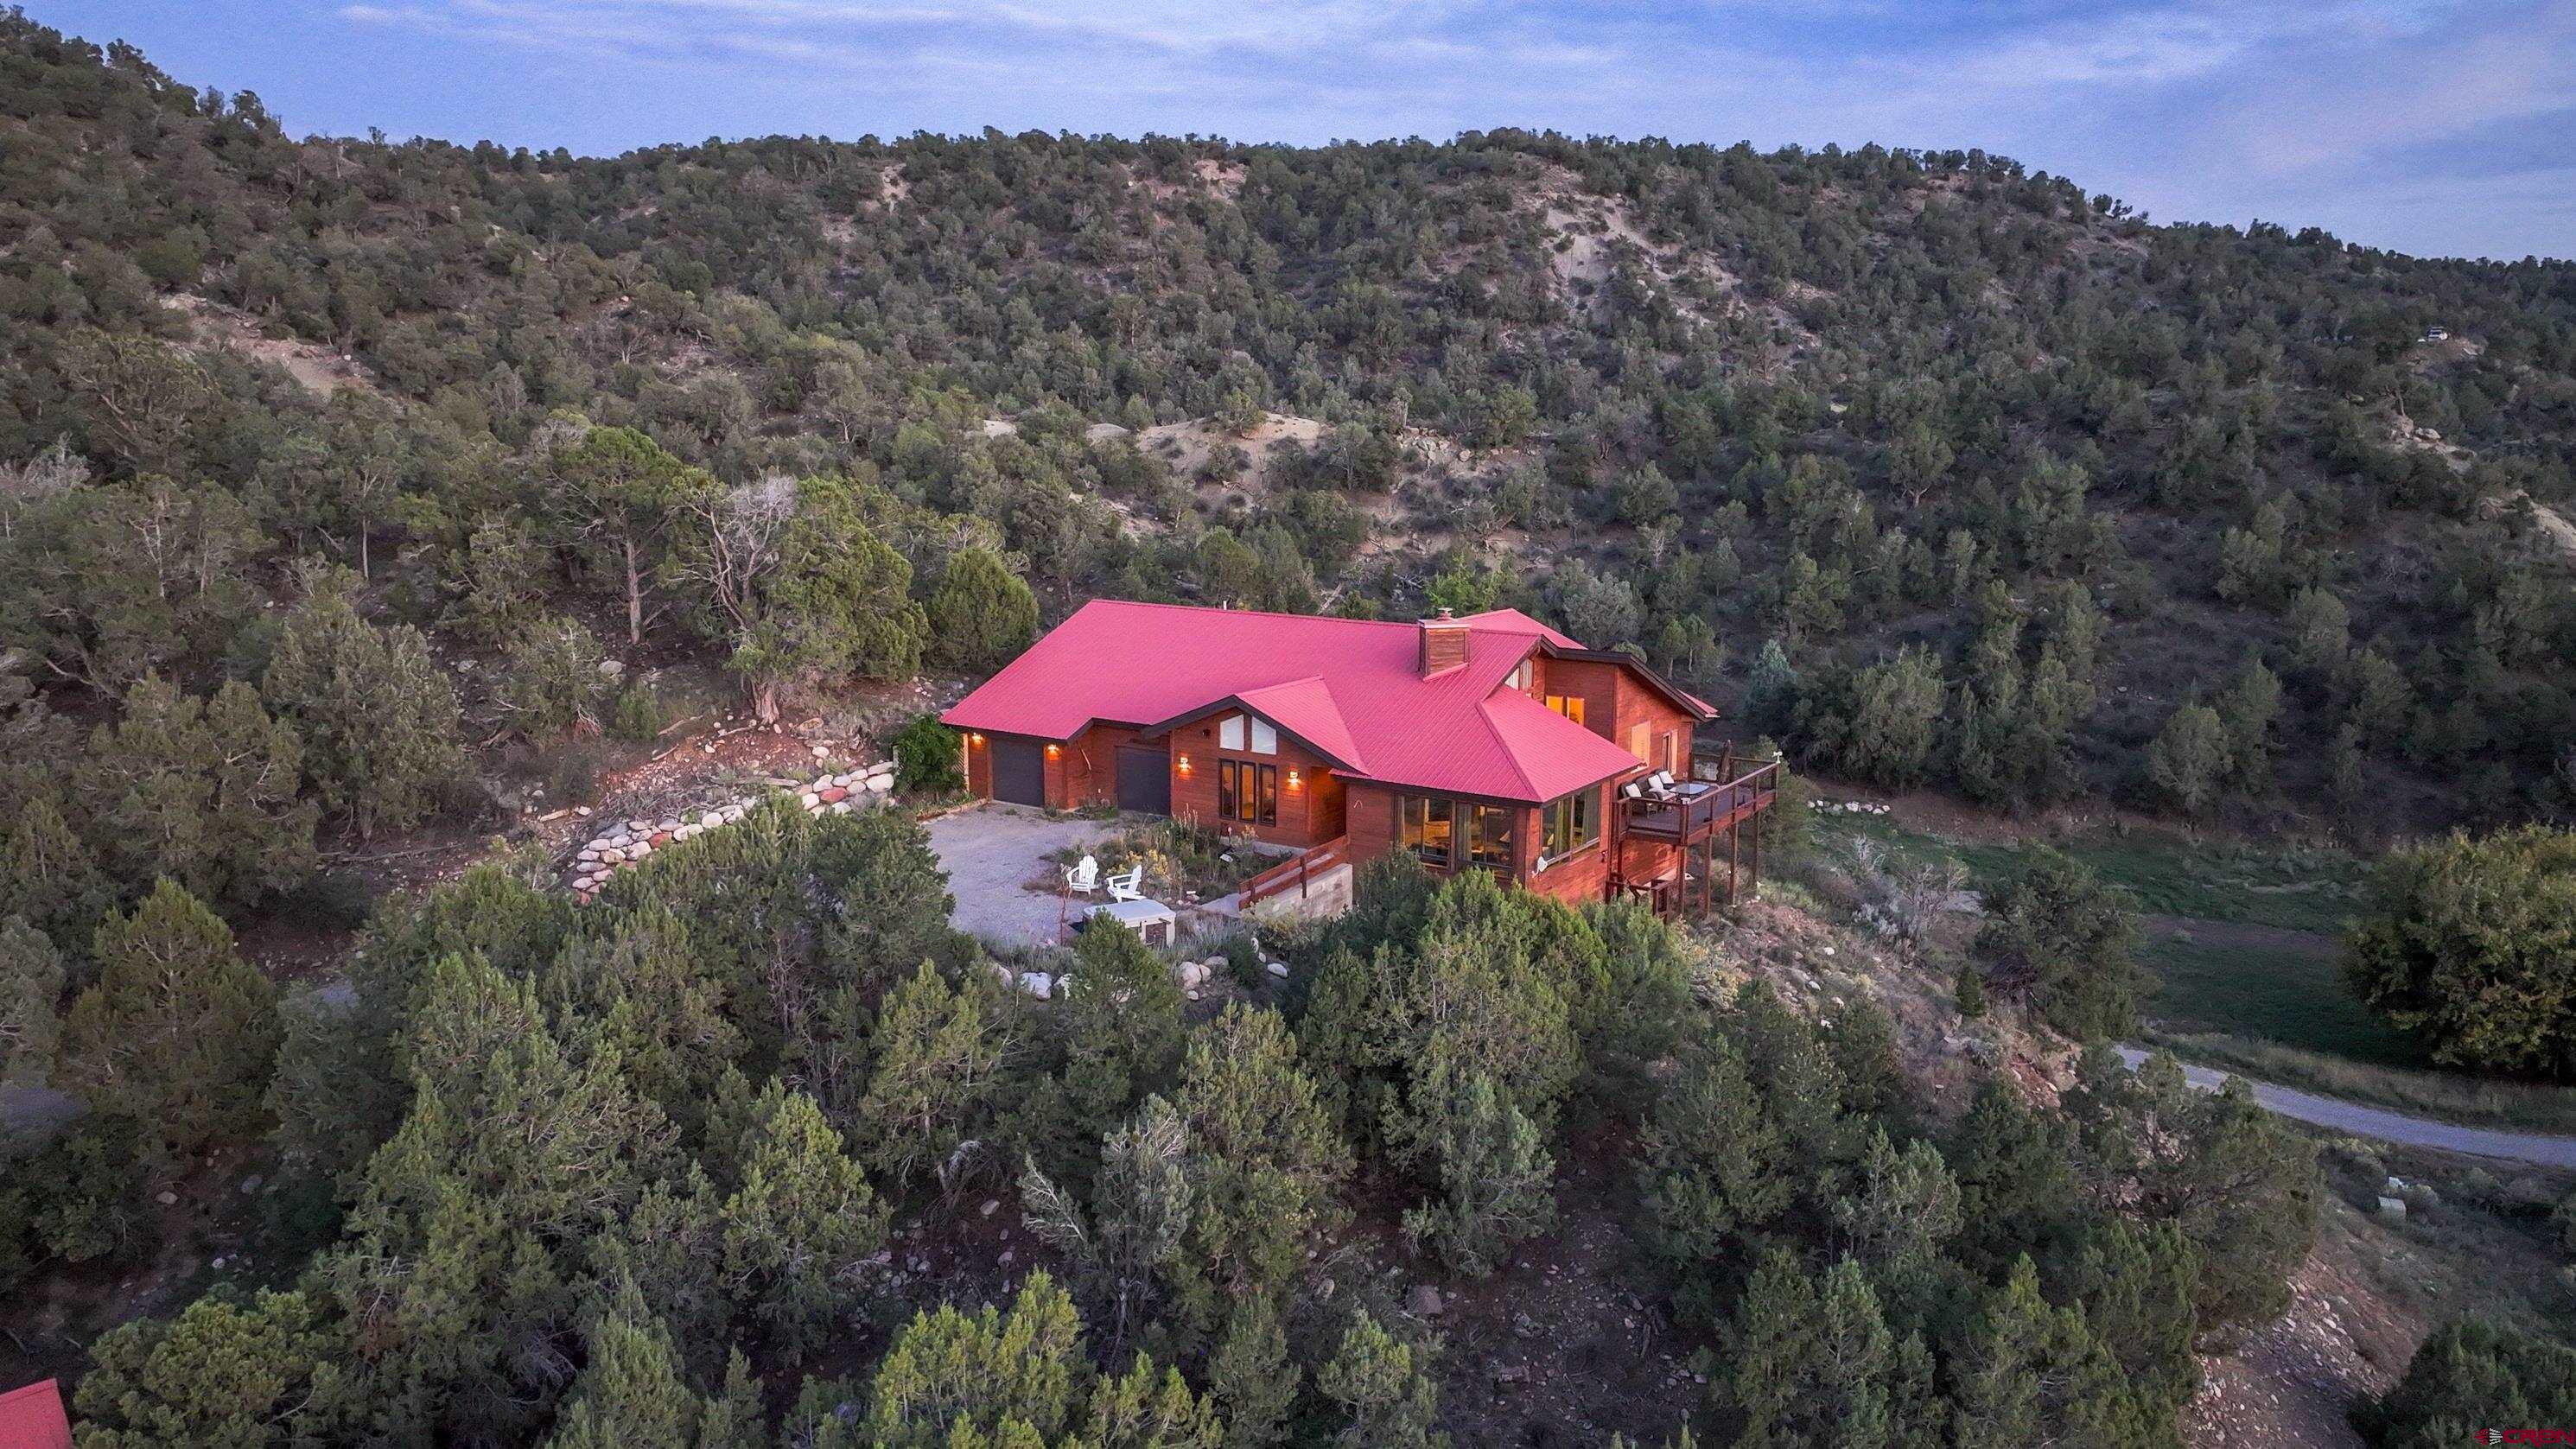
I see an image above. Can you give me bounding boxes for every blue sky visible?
[35,0,2576,260]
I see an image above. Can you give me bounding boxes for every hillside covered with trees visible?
[4,11,2574,848]
[2,10,2573,1446]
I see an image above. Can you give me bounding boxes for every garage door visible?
[1116,746,1171,815]
[991,738,1046,807]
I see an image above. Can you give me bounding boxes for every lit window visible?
[1250,719,1277,754]
[1626,722,1651,763]
[1545,695,1587,726]
[1401,797,1453,867]
[1219,715,1245,751]
[1467,804,1516,870]
[1218,760,1276,826]
[1542,787,1598,861]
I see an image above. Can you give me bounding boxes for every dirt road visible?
[2115,1047,2576,1167]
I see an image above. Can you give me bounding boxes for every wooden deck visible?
[1608,755,1780,916]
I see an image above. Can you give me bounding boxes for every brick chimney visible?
[1418,608,1469,677]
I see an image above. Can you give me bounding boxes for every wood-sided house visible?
[939,600,1777,914]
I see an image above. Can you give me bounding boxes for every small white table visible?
[1085,897,1176,946]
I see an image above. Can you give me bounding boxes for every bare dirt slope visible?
[167,292,373,397]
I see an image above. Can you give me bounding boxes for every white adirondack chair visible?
[1065,855,1101,895]
[1104,863,1146,903]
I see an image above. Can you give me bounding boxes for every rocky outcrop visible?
[563,760,897,900]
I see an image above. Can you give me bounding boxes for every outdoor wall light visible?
[1287,769,1302,788]
[1045,743,1060,758]
[969,733,984,745]
[1176,754,1192,772]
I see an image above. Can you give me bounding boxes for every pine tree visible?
[1316,1312,1444,1449]
[1207,1293,1297,1449]
[1639,1032,1790,1273]
[719,1084,888,1361]
[260,562,463,839]
[541,423,721,647]
[78,674,315,906]
[856,962,1009,1190]
[1954,959,1987,1019]
[1059,919,1187,1139]
[864,1273,1084,1448]
[73,1289,343,1449]
[0,793,112,956]
[1170,1002,1351,1328]
[2213,657,2281,791]
[543,1289,704,1449]
[0,916,64,1088]
[60,879,280,1158]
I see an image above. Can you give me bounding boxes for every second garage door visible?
[1116,746,1171,815]
[991,738,1046,806]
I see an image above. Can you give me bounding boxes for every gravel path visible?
[2115,1046,2576,1168]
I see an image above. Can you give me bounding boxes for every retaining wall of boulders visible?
[563,759,897,900]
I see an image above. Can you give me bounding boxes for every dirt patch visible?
[164,292,372,397]
[2185,1235,2391,1449]
[1139,410,1325,502]
[1402,1133,1702,1447]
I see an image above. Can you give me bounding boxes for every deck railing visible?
[1621,760,1780,839]
[1238,834,1349,909]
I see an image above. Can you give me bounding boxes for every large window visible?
[1219,715,1244,750]
[1466,804,1516,870]
[1400,796,1453,867]
[1541,786,1598,862]
[1544,694,1587,726]
[1218,759,1276,826]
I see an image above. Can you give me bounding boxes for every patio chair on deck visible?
[1104,863,1146,903]
[1065,855,1100,896]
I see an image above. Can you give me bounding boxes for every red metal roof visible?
[0,1380,71,1449]
[942,600,1673,804]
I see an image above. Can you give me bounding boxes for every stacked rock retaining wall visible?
[563,759,897,900]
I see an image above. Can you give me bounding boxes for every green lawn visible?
[1821,813,2394,1057]
[1821,814,2368,932]
[2139,926,2428,1069]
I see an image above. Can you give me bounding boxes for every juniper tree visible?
[59,879,280,1158]
[0,793,111,956]
[496,616,616,739]
[718,1084,887,1362]
[1316,1312,1444,1449]
[2146,702,2230,816]
[1972,847,2144,1041]
[1402,1070,1557,1278]
[2063,1046,2318,1335]
[1171,1002,1351,1328]
[79,675,315,906]
[927,543,1040,672]
[1018,1096,1194,1349]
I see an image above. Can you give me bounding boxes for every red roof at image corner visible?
[0,1379,71,1449]
[940,600,1706,804]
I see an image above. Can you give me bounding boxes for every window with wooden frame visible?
[1544,694,1587,726]
[1626,721,1651,763]
[1540,785,1598,862]
[1466,804,1515,870]
[1218,759,1276,826]
[1400,796,1453,867]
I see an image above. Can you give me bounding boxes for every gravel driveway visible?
[925,804,1123,950]
[2115,1046,2576,1168]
